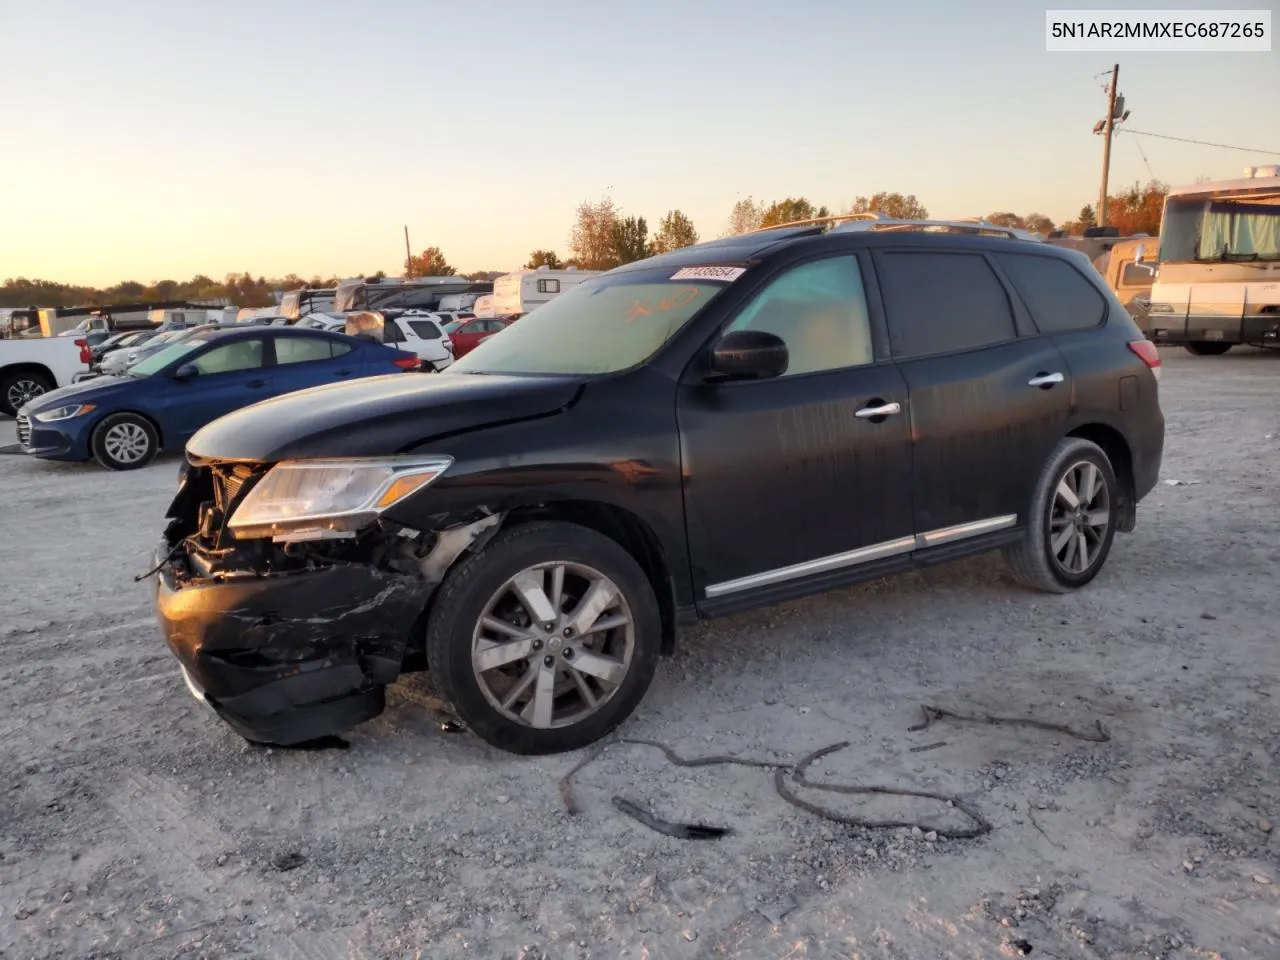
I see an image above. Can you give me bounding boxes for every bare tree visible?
[850,192,929,220]
[725,196,762,236]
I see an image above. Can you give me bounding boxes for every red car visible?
[442,316,514,358]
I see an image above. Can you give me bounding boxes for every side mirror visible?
[173,363,199,381]
[708,330,788,381]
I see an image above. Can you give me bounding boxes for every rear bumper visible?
[153,545,427,745]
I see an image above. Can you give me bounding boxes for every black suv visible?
[152,219,1165,754]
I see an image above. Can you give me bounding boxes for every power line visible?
[1131,135,1157,180]
[1116,128,1280,157]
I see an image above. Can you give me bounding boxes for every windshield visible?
[448,268,730,375]
[1160,196,1280,262]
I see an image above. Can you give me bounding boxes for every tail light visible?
[391,354,420,370]
[75,338,92,364]
[1128,340,1161,381]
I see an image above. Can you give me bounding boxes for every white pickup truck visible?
[0,337,89,417]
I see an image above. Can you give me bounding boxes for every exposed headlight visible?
[228,456,453,542]
[35,403,96,422]
[1148,303,1175,314]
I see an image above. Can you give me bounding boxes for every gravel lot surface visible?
[2,349,1278,959]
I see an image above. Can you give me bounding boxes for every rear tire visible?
[425,521,660,755]
[1,370,53,417]
[1185,341,1232,356]
[1003,438,1118,594]
[91,413,159,471]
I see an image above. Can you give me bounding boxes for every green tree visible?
[405,247,455,278]
[650,210,699,254]
[610,216,651,265]
[850,192,929,220]
[569,198,620,270]
[1079,205,1097,229]
[985,212,1025,228]
[758,197,829,229]
[525,249,563,269]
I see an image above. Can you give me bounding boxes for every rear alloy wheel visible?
[1,371,53,417]
[91,413,159,471]
[1003,437,1118,593]
[426,522,660,755]
[1185,341,1232,356]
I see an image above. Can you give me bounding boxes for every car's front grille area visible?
[15,414,31,448]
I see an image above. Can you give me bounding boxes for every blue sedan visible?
[16,326,420,470]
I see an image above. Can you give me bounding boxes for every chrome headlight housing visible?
[228,456,453,542]
[35,403,96,422]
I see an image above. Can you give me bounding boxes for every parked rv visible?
[1146,165,1280,354]
[278,287,337,322]
[332,277,494,314]
[491,267,602,317]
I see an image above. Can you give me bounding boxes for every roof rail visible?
[834,215,1042,241]
[749,211,1042,241]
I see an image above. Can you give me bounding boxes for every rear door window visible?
[994,252,1107,333]
[275,335,337,364]
[407,320,442,339]
[876,252,1017,359]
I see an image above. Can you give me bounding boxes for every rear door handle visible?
[854,401,902,419]
[1029,372,1064,387]
[246,379,267,389]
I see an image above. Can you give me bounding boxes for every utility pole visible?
[1097,64,1119,227]
[403,225,412,277]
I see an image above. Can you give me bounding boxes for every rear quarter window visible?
[995,252,1107,333]
[876,251,1018,359]
[407,320,442,339]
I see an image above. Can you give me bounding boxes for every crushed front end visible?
[153,458,497,745]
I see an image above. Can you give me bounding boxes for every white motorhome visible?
[491,267,601,317]
[1145,165,1280,355]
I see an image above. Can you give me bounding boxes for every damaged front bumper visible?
[154,547,427,745]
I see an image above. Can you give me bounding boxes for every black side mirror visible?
[173,363,199,381]
[708,330,788,381]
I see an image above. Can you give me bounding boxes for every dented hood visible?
[187,371,583,462]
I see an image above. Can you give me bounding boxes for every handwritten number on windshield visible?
[625,286,700,323]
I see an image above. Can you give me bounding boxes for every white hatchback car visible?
[384,311,454,371]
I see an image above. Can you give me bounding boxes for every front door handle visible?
[1028,372,1064,388]
[246,379,267,389]
[854,401,902,419]
[334,369,354,376]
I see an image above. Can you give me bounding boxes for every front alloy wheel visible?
[426,521,660,754]
[472,562,635,729]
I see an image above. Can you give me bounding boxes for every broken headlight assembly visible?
[227,456,453,543]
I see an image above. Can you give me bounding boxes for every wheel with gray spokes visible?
[1,371,53,417]
[91,412,159,471]
[1004,437,1118,593]
[427,521,660,755]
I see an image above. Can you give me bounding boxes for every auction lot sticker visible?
[669,266,747,282]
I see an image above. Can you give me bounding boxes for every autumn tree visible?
[725,196,762,235]
[525,250,563,269]
[759,197,829,229]
[569,198,620,270]
[405,247,455,278]
[650,210,699,254]
[985,212,1025,228]
[850,192,929,220]
[1105,180,1168,235]
[1024,213,1055,235]
[610,216,651,265]
[465,270,506,281]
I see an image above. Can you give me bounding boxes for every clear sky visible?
[2,0,1277,285]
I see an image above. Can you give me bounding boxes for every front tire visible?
[91,413,159,470]
[1185,341,1232,356]
[426,521,660,755]
[1,371,53,417]
[1003,438,1118,594]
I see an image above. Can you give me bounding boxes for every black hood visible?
[187,371,584,463]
